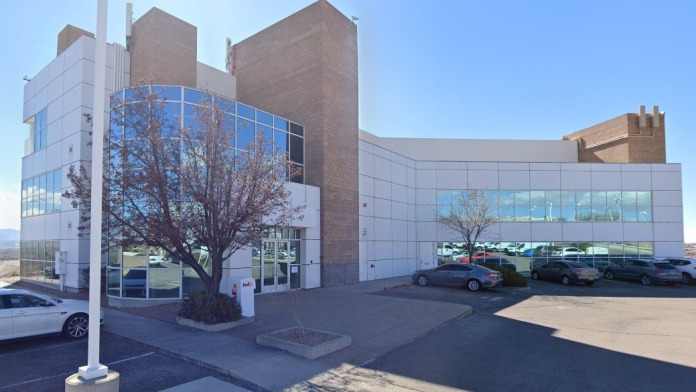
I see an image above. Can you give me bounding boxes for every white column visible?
[78,0,108,380]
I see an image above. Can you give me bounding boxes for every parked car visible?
[604,259,682,285]
[0,288,102,341]
[472,257,517,272]
[553,247,585,257]
[412,263,502,292]
[531,261,600,285]
[457,251,495,264]
[663,258,696,283]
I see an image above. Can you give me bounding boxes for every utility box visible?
[232,277,255,318]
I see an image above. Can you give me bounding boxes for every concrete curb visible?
[176,316,255,331]
[256,327,352,359]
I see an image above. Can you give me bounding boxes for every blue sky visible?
[0,0,694,240]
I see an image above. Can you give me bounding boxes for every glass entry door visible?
[260,240,291,293]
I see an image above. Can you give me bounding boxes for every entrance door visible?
[262,241,276,293]
[276,241,290,292]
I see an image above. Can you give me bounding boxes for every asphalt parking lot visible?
[0,331,234,392]
[369,279,696,392]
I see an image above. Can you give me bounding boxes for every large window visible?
[436,240,655,276]
[435,189,653,223]
[114,85,305,184]
[19,239,59,284]
[21,169,62,218]
[31,108,48,152]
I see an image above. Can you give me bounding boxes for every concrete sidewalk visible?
[102,277,472,391]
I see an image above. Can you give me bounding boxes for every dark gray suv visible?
[604,259,682,285]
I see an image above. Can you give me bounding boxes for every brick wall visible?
[232,0,359,286]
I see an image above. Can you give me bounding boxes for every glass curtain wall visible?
[436,190,652,223]
[106,85,307,300]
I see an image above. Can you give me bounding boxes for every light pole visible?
[65,0,119,389]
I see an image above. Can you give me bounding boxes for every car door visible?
[0,295,14,340]
[447,265,473,286]
[6,294,62,338]
[429,265,453,285]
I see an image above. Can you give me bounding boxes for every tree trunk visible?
[207,253,224,297]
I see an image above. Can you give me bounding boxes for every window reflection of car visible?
[122,269,147,296]
[457,251,494,264]
[472,257,517,272]
[553,247,585,257]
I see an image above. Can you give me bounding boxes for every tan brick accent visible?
[129,8,197,87]
[232,0,359,286]
[563,108,666,163]
[57,25,94,56]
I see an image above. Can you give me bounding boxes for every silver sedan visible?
[412,263,503,291]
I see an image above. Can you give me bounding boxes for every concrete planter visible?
[176,316,254,332]
[256,327,351,359]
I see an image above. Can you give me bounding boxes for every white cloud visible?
[0,191,20,230]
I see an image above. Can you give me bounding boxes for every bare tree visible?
[438,190,495,264]
[65,90,302,298]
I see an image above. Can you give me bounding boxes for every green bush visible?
[483,264,528,287]
[179,291,242,324]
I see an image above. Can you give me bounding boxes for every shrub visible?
[179,291,242,324]
[483,264,528,287]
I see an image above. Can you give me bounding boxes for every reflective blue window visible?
[274,130,288,157]
[184,88,210,104]
[622,192,637,222]
[257,125,273,156]
[514,191,530,222]
[637,192,651,222]
[499,191,515,222]
[576,191,592,222]
[160,102,181,138]
[484,191,498,220]
[237,118,254,150]
[223,114,236,147]
[216,97,235,114]
[274,116,288,131]
[184,104,204,139]
[237,103,254,120]
[530,191,545,221]
[125,86,149,101]
[545,191,561,222]
[256,110,274,126]
[561,191,575,222]
[151,85,181,101]
[607,192,622,221]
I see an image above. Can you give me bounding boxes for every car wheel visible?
[531,271,540,280]
[682,273,691,284]
[466,279,481,292]
[63,313,89,339]
[417,275,429,287]
[561,275,570,285]
[640,275,652,286]
[604,271,614,280]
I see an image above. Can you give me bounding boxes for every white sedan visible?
[0,288,100,341]
[665,258,696,283]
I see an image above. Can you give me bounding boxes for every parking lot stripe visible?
[0,351,155,390]
[107,351,155,365]
[0,340,83,359]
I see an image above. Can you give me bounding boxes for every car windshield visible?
[654,263,676,270]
